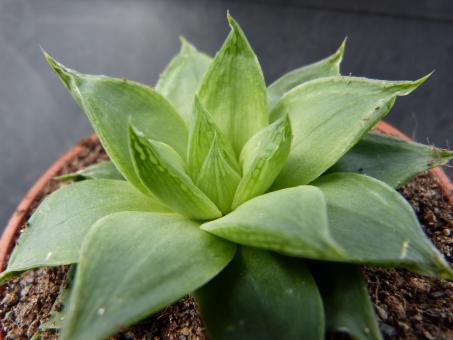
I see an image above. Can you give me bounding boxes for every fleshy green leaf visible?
[196,135,241,214]
[197,15,268,155]
[155,37,212,124]
[55,161,124,181]
[313,173,452,278]
[44,52,188,193]
[327,132,453,188]
[271,75,429,188]
[202,185,343,259]
[311,263,382,340]
[267,39,345,109]
[62,212,236,340]
[195,247,324,340]
[0,180,167,283]
[232,115,292,208]
[187,97,241,213]
[128,124,221,220]
[188,96,240,176]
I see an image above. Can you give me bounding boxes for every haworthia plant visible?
[310,262,382,340]
[2,14,452,340]
[155,37,212,125]
[55,161,124,181]
[328,131,453,188]
[267,38,346,110]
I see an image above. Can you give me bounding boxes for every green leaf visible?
[195,247,324,340]
[202,185,343,259]
[327,132,453,188]
[155,37,212,124]
[232,115,292,208]
[55,161,124,181]
[271,75,429,188]
[62,212,236,340]
[128,124,221,220]
[44,52,188,194]
[313,173,452,278]
[0,180,167,282]
[311,263,382,340]
[188,96,240,176]
[267,39,345,109]
[197,15,268,155]
[196,135,241,214]
[187,97,241,213]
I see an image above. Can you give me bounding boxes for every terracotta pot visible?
[0,121,452,280]
[0,134,97,272]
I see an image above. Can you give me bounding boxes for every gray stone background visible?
[1,0,452,232]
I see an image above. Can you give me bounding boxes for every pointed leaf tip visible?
[227,13,239,29]
[313,173,451,277]
[42,51,78,90]
[335,38,347,62]
[415,72,433,86]
[188,96,240,178]
[271,75,434,187]
[392,72,432,96]
[226,15,250,48]
[188,96,240,213]
[178,36,197,54]
[439,147,453,159]
[232,114,292,208]
[45,53,189,195]
[197,12,267,154]
[267,40,346,110]
[327,132,453,188]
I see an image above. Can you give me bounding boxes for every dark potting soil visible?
[0,138,452,340]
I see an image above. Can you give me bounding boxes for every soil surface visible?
[0,138,452,340]
[364,175,453,340]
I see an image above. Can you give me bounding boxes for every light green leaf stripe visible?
[267,39,345,109]
[327,132,453,188]
[156,37,212,124]
[187,97,241,213]
[62,212,236,340]
[195,247,325,340]
[311,263,382,340]
[55,161,124,182]
[198,15,268,155]
[196,135,241,214]
[271,75,429,188]
[232,115,292,208]
[202,185,343,259]
[44,52,188,194]
[128,124,221,220]
[188,96,240,179]
[0,180,168,283]
[313,173,452,278]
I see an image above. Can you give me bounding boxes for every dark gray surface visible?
[1,0,452,232]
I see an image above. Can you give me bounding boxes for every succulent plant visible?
[2,14,453,340]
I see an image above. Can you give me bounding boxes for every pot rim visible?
[0,135,97,271]
[0,123,452,272]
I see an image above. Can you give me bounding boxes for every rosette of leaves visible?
[1,15,453,340]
